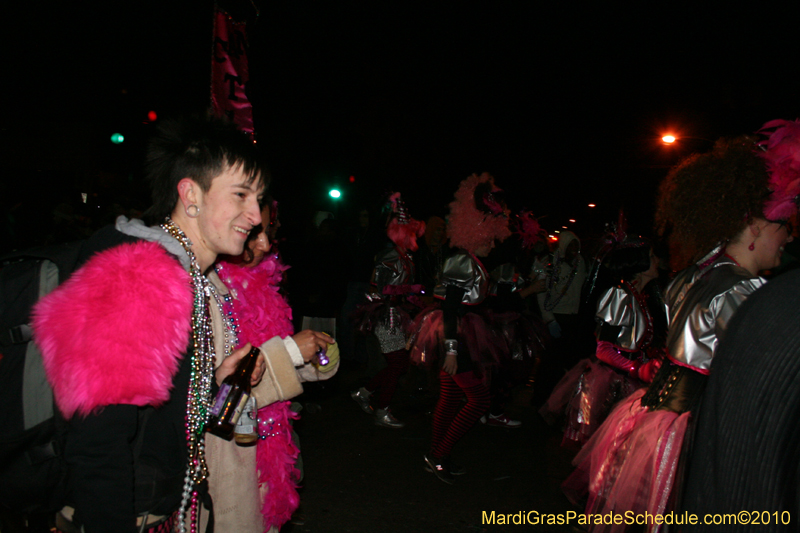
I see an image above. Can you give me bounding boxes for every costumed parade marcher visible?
[31,116,333,533]
[209,200,339,532]
[539,227,665,448]
[480,211,547,428]
[563,125,797,532]
[351,193,426,428]
[679,119,800,533]
[410,173,511,484]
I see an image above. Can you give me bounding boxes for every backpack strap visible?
[22,259,60,429]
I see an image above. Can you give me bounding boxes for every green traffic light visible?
[110,133,125,144]
[329,189,341,199]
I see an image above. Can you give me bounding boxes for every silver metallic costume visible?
[371,247,417,353]
[643,247,764,412]
[373,247,414,291]
[433,252,489,305]
[540,281,661,444]
[596,285,650,353]
[663,248,764,373]
[409,250,505,372]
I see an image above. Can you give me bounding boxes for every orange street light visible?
[661,134,713,147]
[569,219,576,223]
[588,203,596,208]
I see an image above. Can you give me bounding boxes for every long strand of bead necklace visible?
[162,217,216,533]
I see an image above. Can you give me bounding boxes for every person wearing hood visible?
[31,116,333,533]
[536,230,586,333]
[533,230,588,404]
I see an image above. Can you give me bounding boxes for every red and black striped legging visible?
[365,349,410,409]
[430,369,490,459]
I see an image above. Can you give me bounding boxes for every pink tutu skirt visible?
[563,389,690,532]
[409,307,505,369]
[540,360,643,447]
[538,358,592,426]
[566,361,641,447]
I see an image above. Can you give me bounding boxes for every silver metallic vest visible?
[372,247,415,292]
[595,285,649,352]
[664,251,764,372]
[433,252,490,305]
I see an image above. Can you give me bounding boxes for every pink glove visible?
[595,341,638,374]
[635,357,662,383]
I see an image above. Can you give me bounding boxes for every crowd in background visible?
[4,116,800,533]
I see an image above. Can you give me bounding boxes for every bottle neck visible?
[236,346,260,380]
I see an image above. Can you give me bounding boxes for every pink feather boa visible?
[217,253,294,344]
[255,402,300,530]
[32,241,193,419]
[216,252,301,531]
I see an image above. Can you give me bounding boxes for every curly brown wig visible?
[655,136,770,270]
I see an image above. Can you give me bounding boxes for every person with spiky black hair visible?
[32,115,332,533]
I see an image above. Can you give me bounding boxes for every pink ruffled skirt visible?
[539,358,592,426]
[563,390,689,532]
[409,307,505,369]
[540,360,642,447]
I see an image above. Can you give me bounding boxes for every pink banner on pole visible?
[211,8,254,137]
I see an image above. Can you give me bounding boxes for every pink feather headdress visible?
[758,119,800,220]
[386,192,426,252]
[515,210,543,249]
[446,173,511,253]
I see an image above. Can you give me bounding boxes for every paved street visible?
[284,360,583,533]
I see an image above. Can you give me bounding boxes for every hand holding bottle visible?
[215,343,266,386]
[209,345,261,439]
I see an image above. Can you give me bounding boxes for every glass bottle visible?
[233,396,258,445]
[208,346,260,439]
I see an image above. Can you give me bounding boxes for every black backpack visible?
[2,230,194,530]
[0,241,84,517]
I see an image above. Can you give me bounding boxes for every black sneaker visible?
[423,453,454,484]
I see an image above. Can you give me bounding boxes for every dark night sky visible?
[5,2,800,245]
